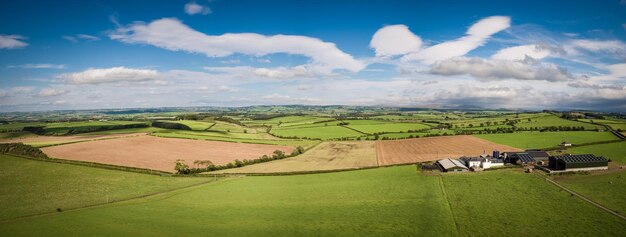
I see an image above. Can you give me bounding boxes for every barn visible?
[548,154,608,172]
[436,158,468,172]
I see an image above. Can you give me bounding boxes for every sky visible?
[0,0,625,112]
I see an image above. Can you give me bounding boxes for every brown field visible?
[210,141,377,174]
[0,133,147,146]
[376,135,522,166]
[42,135,294,172]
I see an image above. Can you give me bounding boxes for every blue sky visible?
[0,0,625,112]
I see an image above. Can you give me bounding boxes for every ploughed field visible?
[0,132,148,147]
[211,141,378,173]
[42,135,293,172]
[375,135,522,166]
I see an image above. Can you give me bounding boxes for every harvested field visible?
[211,141,377,173]
[376,135,521,166]
[42,135,293,172]
[0,133,147,147]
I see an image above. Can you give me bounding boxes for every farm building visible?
[459,156,504,170]
[436,158,468,172]
[507,150,550,165]
[548,154,608,172]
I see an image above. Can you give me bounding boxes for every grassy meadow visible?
[0,154,211,220]
[474,131,618,149]
[553,170,626,215]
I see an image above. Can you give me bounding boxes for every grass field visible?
[343,119,430,134]
[553,169,626,215]
[0,166,458,236]
[442,169,626,236]
[163,120,214,130]
[563,141,626,163]
[474,131,619,149]
[271,124,364,140]
[514,114,602,130]
[0,154,211,221]
[212,141,378,173]
[579,118,626,131]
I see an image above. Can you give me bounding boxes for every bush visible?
[174,159,191,174]
[0,143,48,159]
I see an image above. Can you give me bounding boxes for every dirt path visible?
[543,177,626,221]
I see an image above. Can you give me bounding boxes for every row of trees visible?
[151,121,192,130]
[0,143,49,159]
[174,146,306,174]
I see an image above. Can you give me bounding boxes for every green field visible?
[515,115,602,130]
[0,166,458,236]
[163,120,214,130]
[343,119,430,134]
[553,170,626,215]
[474,131,619,149]
[579,118,626,131]
[271,124,363,140]
[442,169,626,236]
[0,154,211,221]
[564,142,626,163]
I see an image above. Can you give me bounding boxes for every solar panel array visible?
[517,153,535,163]
[555,154,606,163]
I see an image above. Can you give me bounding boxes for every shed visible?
[548,154,608,171]
[436,158,469,172]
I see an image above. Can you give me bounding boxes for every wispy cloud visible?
[37,88,69,97]
[63,34,100,43]
[0,34,28,49]
[8,64,67,69]
[57,67,161,85]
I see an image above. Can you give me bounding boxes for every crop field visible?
[343,119,430,134]
[375,135,521,165]
[474,131,619,149]
[552,169,626,215]
[0,166,459,236]
[563,141,626,163]
[0,154,211,221]
[0,132,148,147]
[442,169,626,236]
[514,114,602,130]
[212,141,378,173]
[271,124,364,139]
[243,115,333,127]
[42,135,294,172]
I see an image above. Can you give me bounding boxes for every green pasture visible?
[474,131,618,149]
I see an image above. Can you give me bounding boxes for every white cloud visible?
[565,39,626,55]
[0,34,28,49]
[401,16,511,64]
[370,24,422,57]
[8,64,67,69]
[109,18,364,72]
[491,44,553,60]
[58,67,161,85]
[430,56,572,81]
[37,88,69,97]
[218,85,239,92]
[184,1,211,15]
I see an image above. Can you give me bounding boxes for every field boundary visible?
[543,176,626,221]
[0,175,222,223]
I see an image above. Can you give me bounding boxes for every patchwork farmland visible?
[1,107,625,236]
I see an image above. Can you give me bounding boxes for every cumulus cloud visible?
[109,18,364,72]
[8,64,67,69]
[0,34,28,49]
[184,1,211,15]
[370,25,422,57]
[57,67,161,85]
[430,56,573,81]
[401,16,510,64]
[491,44,555,60]
[37,88,69,97]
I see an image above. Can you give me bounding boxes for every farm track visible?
[542,175,626,221]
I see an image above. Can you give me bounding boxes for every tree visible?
[193,160,214,169]
[174,159,190,174]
